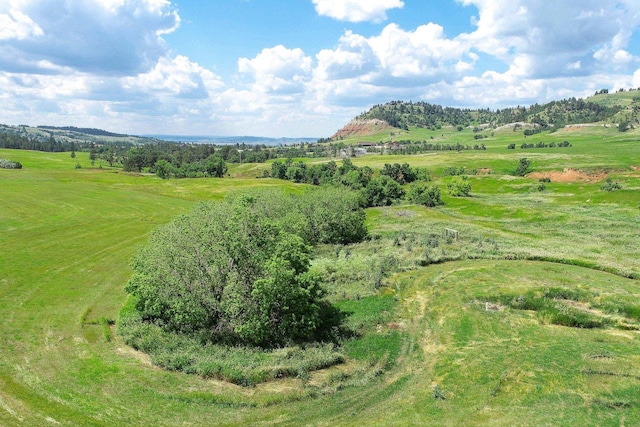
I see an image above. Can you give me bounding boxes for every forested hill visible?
[37,125,129,138]
[0,123,156,152]
[350,89,640,133]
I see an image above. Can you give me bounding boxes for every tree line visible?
[268,159,446,208]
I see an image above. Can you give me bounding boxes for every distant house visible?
[338,147,368,157]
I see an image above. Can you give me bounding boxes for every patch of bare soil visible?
[528,168,608,183]
[562,123,601,131]
[331,119,392,139]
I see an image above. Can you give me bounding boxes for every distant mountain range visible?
[144,135,319,145]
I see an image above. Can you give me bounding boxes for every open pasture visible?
[0,131,639,426]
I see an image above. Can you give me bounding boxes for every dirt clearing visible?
[528,168,608,183]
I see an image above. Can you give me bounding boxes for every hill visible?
[331,90,640,141]
[0,123,159,152]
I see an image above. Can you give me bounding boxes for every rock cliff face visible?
[331,119,392,140]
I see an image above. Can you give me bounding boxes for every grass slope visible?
[0,133,639,426]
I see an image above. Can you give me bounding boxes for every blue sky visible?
[1,1,640,137]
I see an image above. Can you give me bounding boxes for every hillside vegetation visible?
[332,91,640,141]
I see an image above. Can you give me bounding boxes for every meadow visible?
[0,122,639,426]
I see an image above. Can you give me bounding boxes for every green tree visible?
[298,187,367,245]
[125,189,360,348]
[89,149,97,166]
[380,163,417,185]
[204,155,227,177]
[271,160,287,179]
[515,158,531,176]
[362,175,405,207]
[618,121,630,132]
[407,182,443,207]
[154,160,174,179]
[447,176,471,197]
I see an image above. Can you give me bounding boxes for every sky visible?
[2,0,640,138]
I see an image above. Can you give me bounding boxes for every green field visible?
[1,123,639,426]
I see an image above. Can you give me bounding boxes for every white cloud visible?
[312,0,404,23]
[0,0,179,75]
[0,9,43,40]
[238,45,313,95]
[458,0,640,78]
[315,31,379,80]
[124,55,224,99]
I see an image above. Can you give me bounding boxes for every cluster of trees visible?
[508,141,572,149]
[0,158,22,169]
[0,132,80,152]
[269,159,446,208]
[123,143,250,173]
[125,188,367,348]
[360,100,474,129]
[122,142,350,176]
[153,156,227,179]
[270,158,428,188]
[382,141,487,155]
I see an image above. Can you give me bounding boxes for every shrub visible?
[413,167,431,181]
[361,175,405,207]
[380,163,417,185]
[601,178,622,192]
[0,158,22,169]
[407,182,444,207]
[442,166,466,176]
[515,158,531,176]
[125,189,362,348]
[447,176,471,197]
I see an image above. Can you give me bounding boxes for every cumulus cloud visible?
[0,8,43,40]
[0,0,179,76]
[309,22,475,108]
[458,0,640,78]
[238,45,313,95]
[312,0,404,23]
[124,55,224,99]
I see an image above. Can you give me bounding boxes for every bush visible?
[0,158,22,169]
[407,182,444,207]
[447,176,471,197]
[442,166,466,176]
[298,187,368,245]
[361,175,405,207]
[125,189,362,348]
[380,163,417,185]
[601,178,622,192]
[515,158,531,176]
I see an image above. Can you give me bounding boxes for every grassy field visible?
[1,123,639,426]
